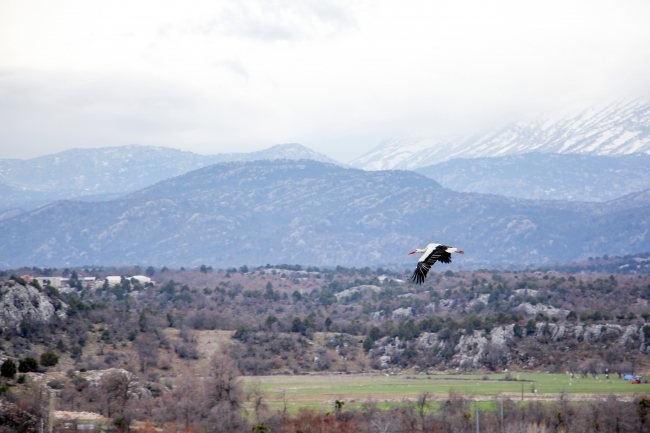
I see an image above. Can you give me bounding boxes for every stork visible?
[408,243,464,284]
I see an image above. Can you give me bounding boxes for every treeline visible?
[540,252,650,274]
[3,362,650,433]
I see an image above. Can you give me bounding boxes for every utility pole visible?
[521,383,524,401]
[48,390,54,433]
[500,393,504,432]
[476,406,479,433]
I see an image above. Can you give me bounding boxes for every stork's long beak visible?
[456,250,465,254]
[408,250,417,255]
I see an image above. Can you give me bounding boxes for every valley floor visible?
[242,373,650,412]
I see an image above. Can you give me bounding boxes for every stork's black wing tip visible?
[410,266,426,284]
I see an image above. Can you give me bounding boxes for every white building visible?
[104,275,153,286]
[34,276,62,288]
[105,276,122,285]
[131,275,152,284]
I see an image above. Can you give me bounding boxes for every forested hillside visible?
[2,261,650,376]
[2,261,650,431]
[1,160,650,268]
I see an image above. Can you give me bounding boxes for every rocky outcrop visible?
[490,325,515,347]
[0,280,66,331]
[467,294,490,310]
[425,299,454,314]
[452,330,489,368]
[537,323,642,346]
[452,325,515,368]
[513,302,568,317]
[371,322,648,370]
[84,368,152,400]
[370,337,405,369]
[334,285,380,301]
[391,307,413,321]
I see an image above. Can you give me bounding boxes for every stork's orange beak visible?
[408,250,417,255]
[457,250,465,254]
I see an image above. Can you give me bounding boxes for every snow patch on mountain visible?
[351,100,650,170]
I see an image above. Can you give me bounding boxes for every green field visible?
[243,373,650,412]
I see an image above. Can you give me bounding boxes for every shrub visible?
[18,357,39,373]
[113,415,129,432]
[1,359,16,378]
[363,337,374,352]
[174,343,199,359]
[47,379,64,389]
[40,352,59,367]
[233,325,250,341]
[513,323,524,338]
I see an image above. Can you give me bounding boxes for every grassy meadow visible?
[243,373,650,412]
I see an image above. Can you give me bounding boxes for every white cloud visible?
[0,0,649,162]
[207,1,357,41]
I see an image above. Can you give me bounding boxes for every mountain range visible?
[0,143,338,212]
[0,159,648,269]
[351,99,650,170]
[416,152,650,202]
[1,98,650,269]
[4,98,650,213]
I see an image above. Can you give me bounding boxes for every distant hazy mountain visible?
[0,160,648,269]
[416,153,650,202]
[351,100,650,170]
[0,143,339,211]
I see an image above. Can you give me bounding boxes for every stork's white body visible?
[414,243,460,262]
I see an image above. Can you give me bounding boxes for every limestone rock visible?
[0,280,66,331]
[334,285,380,301]
[513,302,568,317]
[391,307,412,321]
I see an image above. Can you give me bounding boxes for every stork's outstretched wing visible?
[410,245,452,284]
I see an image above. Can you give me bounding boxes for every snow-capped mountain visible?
[351,100,650,170]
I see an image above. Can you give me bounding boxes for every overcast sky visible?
[1,0,649,162]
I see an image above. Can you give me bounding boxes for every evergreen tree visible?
[1,359,16,378]
[18,357,39,373]
[40,352,59,367]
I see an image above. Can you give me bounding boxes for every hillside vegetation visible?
[2,260,650,376]
[3,261,650,431]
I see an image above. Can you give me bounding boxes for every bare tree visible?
[135,334,159,373]
[206,355,243,411]
[369,410,399,433]
[416,392,430,431]
[203,354,247,433]
[247,379,267,422]
[155,373,207,430]
[100,369,138,417]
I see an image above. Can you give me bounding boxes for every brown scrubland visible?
[1,257,650,431]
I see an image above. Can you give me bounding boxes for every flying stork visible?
[408,243,464,284]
